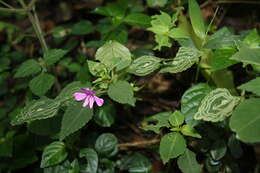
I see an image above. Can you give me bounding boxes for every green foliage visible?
[230,47,260,66]
[181,83,212,126]
[194,88,240,122]
[210,140,227,161]
[29,73,55,96]
[128,55,161,76]
[120,153,152,173]
[159,132,186,164]
[71,20,94,35]
[95,40,132,71]
[230,98,260,143]
[124,13,151,28]
[169,111,184,127]
[146,0,168,7]
[95,133,118,157]
[94,102,115,127]
[180,125,201,138]
[188,0,205,39]
[40,141,68,168]
[160,47,201,73]
[108,80,135,106]
[210,48,237,71]
[44,49,68,65]
[177,149,202,173]
[14,59,42,78]
[60,102,93,140]
[238,77,260,96]
[11,98,60,125]
[79,148,98,173]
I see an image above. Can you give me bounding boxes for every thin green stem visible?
[0,7,26,13]
[0,0,14,9]
[205,6,219,37]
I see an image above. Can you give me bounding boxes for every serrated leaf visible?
[160,47,201,73]
[95,41,132,71]
[230,47,260,66]
[80,148,98,173]
[41,141,68,168]
[148,11,172,34]
[71,20,94,35]
[56,81,91,106]
[238,77,260,96]
[95,133,118,156]
[124,13,151,28]
[194,88,240,122]
[14,59,41,78]
[177,149,202,173]
[87,60,107,77]
[142,112,171,134]
[211,48,238,71]
[169,111,184,127]
[181,125,201,138]
[230,98,260,143]
[108,80,135,106]
[11,98,60,125]
[44,49,68,65]
[159,132,186,164]
[181,83,212,126]
[188,0,206,39]
[29,73,55,96]
[128,55,161,76]
[60,102,93,140]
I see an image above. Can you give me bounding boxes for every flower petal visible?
[94,96,104,107]
[73,92,87,101]
[88,96,95,109]
[83,96,90,107]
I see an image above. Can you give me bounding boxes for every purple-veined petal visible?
[88,96,95,109]
[83,96,90,107]
[73,92,87,101]
[94,96,104,107]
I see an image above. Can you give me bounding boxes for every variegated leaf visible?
[194,88,240,122]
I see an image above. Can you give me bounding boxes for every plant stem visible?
[217,0,260,4]
[0,7,26,13]
[0,0,14,9]
[119,138,160,149]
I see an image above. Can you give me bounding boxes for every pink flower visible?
[73,88,104,108]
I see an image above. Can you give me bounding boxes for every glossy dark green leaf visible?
[80,148,98,173]
[60,102,93,140]
[228,135,243,159]
[41,141,68,168]
[94,102,115,127]
[95,133,118,156]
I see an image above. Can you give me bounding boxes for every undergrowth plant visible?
[0,0,259,172]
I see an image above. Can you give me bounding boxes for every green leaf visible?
[181,83,212,126]
[29,73,55,96]
[28,116,61,136]
[95,133,118,157]
[102,27,128,44]
[146,0,168,7]
[69,159,80,173]
[108,80,135,106]
[56,81,91,106]
[41,141,68,168]
[188,0,205,39]
[230,47,260,66]
[95,41,132,71]
[230,98,260,143]
[210,140,227,161]
[169,111,184,127]
[177,149,202,173]
[194,88,240,122]
[154,34,171,50]
[242,29,260,48]
[14,59,41,78]
[160,47,201,73]
[60,102,93,140]
[71,20,94,35]
[238,77,260,96]
[210,48,238,71]
[124,13,151,28]
[43,160,72,173]
[11,98,60,125]
[79,148,98,173]
[142,112,171,134]
[228,135,243,159]
[94,101,115,127]
[120,153,152,173]
[93,3,126,18]
[44,49,68,65]
[128,55,161,76]
[181,125,201,138]
[160,132,186,164]
[148,11,172,35]
[204,27,238,49]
